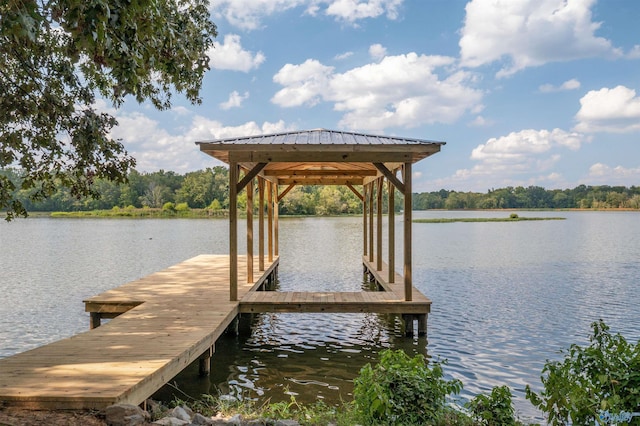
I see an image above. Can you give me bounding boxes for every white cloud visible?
[428,128,589,191]
[574,85,640,133]
[212,0,402,30]
[171,106,191,116]
[469,115,493,127]
[272,53,482,130]
[539,78,581,93]
[220,91,250,110]
[472,129,584,161]
[587,163,640,185]
[317,0,403,23]
[628,45,640,59]
[207,34,265,72]
[272,59,335,107]
[334,51,354,60]
[99,102,293,171]
[369,43,387,60]
[460,0,622,77]
[211,0,305,30]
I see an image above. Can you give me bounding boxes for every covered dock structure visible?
[0,129,444,410]
[197,129,445,334]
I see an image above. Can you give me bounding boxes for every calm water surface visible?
[1,211,639,422]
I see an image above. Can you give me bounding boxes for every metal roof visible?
[196,128,445,146]
[196,129,445,186]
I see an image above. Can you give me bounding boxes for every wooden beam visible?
[236,162,267,193]
[228,151,429,163]
[373,162,405,195]
[267,181,273,263]
[229,163,239,301]
[368,182,374,263]
[376,177,383,271]
[363,184,368,257]
[346,183,363,201]
[276,178,364,185]
[274,182,279,257]
[258,179,265,271]
[388,180,395,284]
[403,163,412,301]
[247,177,254,283]
[208,143,442,155]
[278,183,296,202]
[264,170,377,177]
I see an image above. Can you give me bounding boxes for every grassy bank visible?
[50,206,228,218]
[414,214,565,223]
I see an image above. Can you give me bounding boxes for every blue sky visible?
[104,0,640,193]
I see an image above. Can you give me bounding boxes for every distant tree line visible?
[413,185,640,210]
[2,167,639,215]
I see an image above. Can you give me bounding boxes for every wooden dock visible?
[0,254,430,410]
[0,255,277,410]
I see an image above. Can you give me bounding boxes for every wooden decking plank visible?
[1,254,430,410]
[0,255,278,410]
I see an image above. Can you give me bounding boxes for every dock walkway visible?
[0,255,277,410]
[0,255,430,410]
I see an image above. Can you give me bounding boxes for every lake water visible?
[1,211,639,422]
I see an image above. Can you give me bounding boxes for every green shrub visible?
[162,202,176,212]
[509,213,519,219]
[208,199,222,211]
[467,385,517,425]
[353,349,462,425]
[175,202,190,212]
[526,320,640,425]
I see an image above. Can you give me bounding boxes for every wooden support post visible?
[402,314,415,337]
[368,182,374,263]
[363,184,368,256]
[246,178,254,283]
[418,314,428,336]
[267,181,273,262]
[258,179,265,271]
[198,346,214,377]
[90,312,101,329]
[376,177,383,271]
[403,163,412,301]
[274,183,279,257]
[388,179,395,284]
[229,162,239,301]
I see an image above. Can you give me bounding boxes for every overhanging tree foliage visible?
[0,0,217,220]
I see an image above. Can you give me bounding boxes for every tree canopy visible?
[4,166,640,217]
[0,0,217,220]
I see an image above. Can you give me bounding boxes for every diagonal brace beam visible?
[237,163,268,193]
[373,163,405,194]
[278,184,296,202]
[346,183,363,201]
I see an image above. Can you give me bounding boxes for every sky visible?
[104,0,640,193]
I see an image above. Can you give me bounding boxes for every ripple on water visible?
[4,214,640,425]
